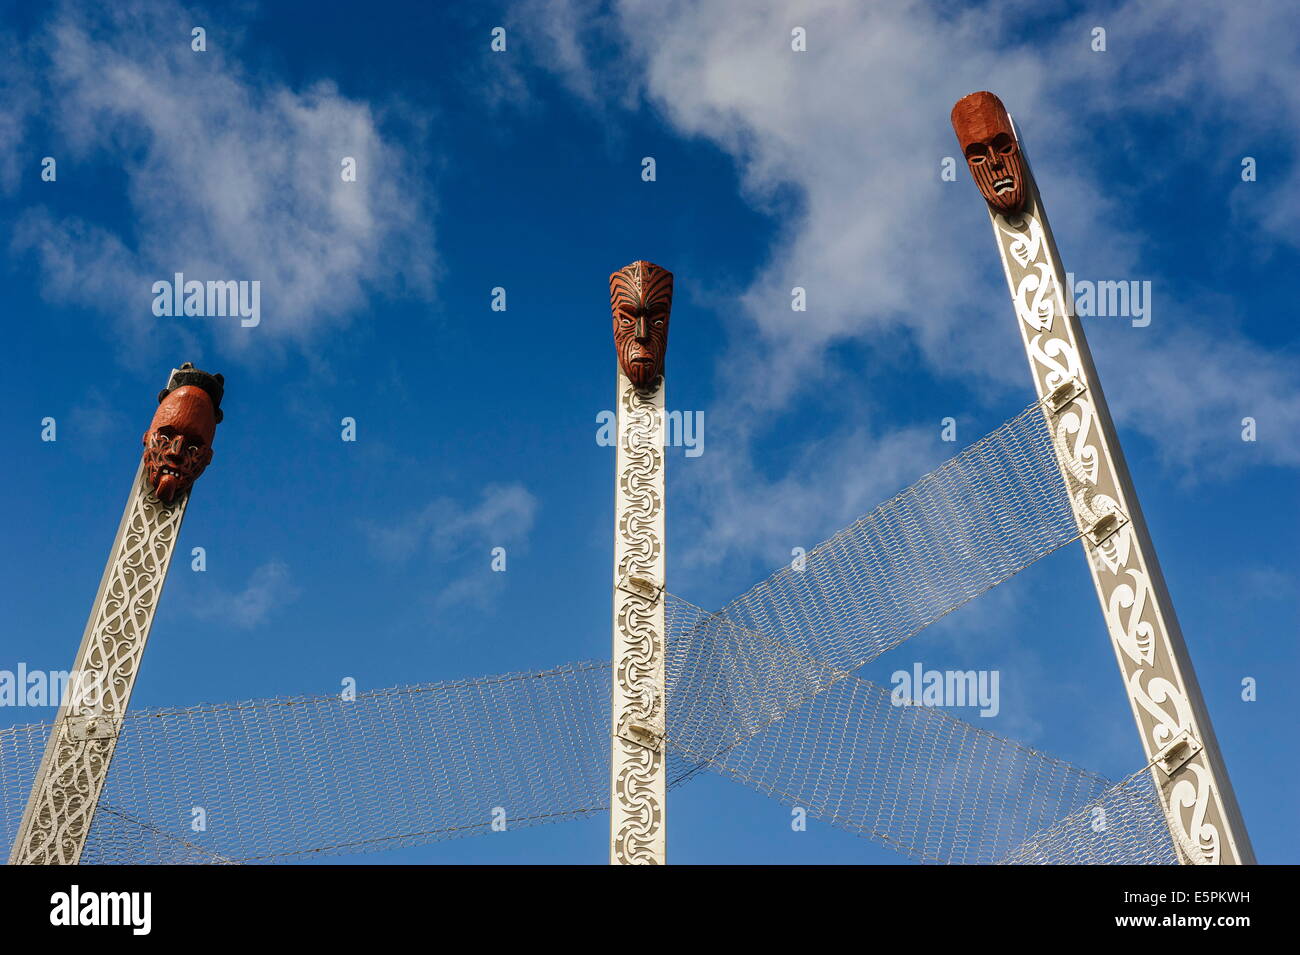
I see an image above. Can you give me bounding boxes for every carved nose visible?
[635,315,649,341]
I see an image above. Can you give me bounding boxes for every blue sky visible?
[1,0,1296,864]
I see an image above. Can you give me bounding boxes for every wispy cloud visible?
[516,0,1300,501]
[1095,318,1300,473]
[193,560,301,630]
[363,483,538,613]
[0,32,36,194]
[64,388,131,456]
[11,0,436,356]
[678,420,942,575]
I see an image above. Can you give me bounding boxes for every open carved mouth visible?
[993,177,1015,194]
[159,466,183,478]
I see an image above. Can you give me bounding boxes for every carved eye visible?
[654,319,664,327]
[991,133,1015,156]
[965,143,990,165]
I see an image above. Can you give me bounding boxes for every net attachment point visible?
[617,719,664,753]
[1086,510,1128,546]
[1045,378,1086,414]
[617,572,662,604]
[1154,729,1202,777]
[67,714,116,742]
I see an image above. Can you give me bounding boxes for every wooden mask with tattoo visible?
[610,260,673,390]
[951,91,1026,216]
[141,363,224,503]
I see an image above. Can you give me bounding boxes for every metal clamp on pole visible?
[1045,377,1086,415]
[65,714,118,742]
[1154,729,1204,777]
[1085,509,1129,546]
[617,572,663,604]
[617,717,664,753]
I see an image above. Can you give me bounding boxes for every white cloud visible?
[12,0,436,354]
[514,0,1300,566]
[678,420,941,576]
[65,387,130,454]
[581,0,1062,400]
[363,483,538,613]
[194,560,300,630]
[497,0,609,107]
[1095,319,1300,472]
[0,32,36,194]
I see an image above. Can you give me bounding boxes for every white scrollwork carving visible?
[1000,213,1045,268]
[1027,333,1083,392]
[13,475,188,865]
[992,199,1234,864]
[610,376,666,864]
[1106,569,1156,666]
[1014,263,1057,331]
[1128,670,1195,751]
[1168,763,1221,865]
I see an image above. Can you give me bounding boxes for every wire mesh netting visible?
[1,662,611,864]
[0,399,1181,864]
[1,650,1175,864]
[663,595,1176,864]
[707,400,1082,676]
[999,768,1180,865]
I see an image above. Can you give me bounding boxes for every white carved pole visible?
[608,261,671,864]
[954,93,1253,864]
[10,365,222,864]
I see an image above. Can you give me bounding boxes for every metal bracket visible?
[617,719,664,753]
[66,714,117,742]
[1045,377,1086,414]
[1154,729,1203,777]
[617,572,663,604]
[1085,509,1128,546]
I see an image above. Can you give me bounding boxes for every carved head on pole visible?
[610,260,674,390]
[951,91,1026,216]
[141,363,224,504]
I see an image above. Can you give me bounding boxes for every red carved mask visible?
[951,91,1026,216]
[141,371,222,503]
[610,260,673,390]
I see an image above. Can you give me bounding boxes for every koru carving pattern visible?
[991,188,1235,865]
[13,473,188,864]
[610,373,666,864]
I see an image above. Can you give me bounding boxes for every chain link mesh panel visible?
[2,662,610,864]
[664,595,1174,864]
[707,400,1081,676]
[999,769,1181,865]
[0,401,1180,864]
[2,657,1176,864]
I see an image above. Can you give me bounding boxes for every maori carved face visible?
[610,260,673,390]
[951,91,1026,216]
[141,365,224,503]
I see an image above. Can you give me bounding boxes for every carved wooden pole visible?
[9,364,225,864]
[608,261,672,864]
[952,92,1254,864]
